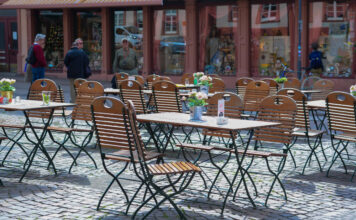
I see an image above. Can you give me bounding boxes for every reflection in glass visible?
[153,9,186,75]
[38,10,64,72]
[199,5,238,76]
[251,3,293,77]
[75,11,102,72]
[113,10,143,74]
[309,1,355,78]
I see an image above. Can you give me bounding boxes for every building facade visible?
[1,0,355,90]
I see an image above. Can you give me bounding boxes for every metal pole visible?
[297,0,302,80]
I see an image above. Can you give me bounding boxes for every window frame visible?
[163,9,179,35]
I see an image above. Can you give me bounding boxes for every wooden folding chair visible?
[131,75,145,86]
[119,79,147,114]
[210,78,225,93]
[262,78,279,95]
[235,77,254,100]
[146,74,159,90]
[301,76,321,90]
[53,85,73,125]
[278,89,325,174]
[47,81,104,173]
[326,92,356,181]
[181,73,194,84]
[73,78,87,97]
[91,97,200,219]
[311,79,334,101]
[115,72,129,88]
[243,81,270,118]
[152,81,181,113]
[284,77,301,89]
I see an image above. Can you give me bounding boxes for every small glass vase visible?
[1,91,13,104]
[190,106,203,121]
[42,91,51,106]
[200,85,209,95]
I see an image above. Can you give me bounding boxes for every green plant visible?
[187,92,208,107]
[0,78,16,92]
[274,77,287,84]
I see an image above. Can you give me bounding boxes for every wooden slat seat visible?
[47,126,92,133]
[105,150,163,163]
[0,137,7,140]
[53,109,73,117]
[333,134,356,142]
[292,128,324,137]
[147,161,201,175]
[176,143,215,151]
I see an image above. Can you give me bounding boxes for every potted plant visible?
[193,72,204,85]
[188,92,208,121]
[274,77,287,89]
[199,75,212,95]
[0,78,16,104]
[350,85,356,97]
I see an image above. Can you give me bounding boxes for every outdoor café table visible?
[307,100,327,131]
[104,88,152,96]
[136,112,280,208]
[0,100,76,182]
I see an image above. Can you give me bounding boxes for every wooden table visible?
[301,90,321,94]
[137,112,280,208]
[0,100,76,182]
[307,100,326,109]
[104,88,152,95]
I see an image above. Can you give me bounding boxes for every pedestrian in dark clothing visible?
[308,42,324,76]
[64,41,90,102]
[31,34,47,82]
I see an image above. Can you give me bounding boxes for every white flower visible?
[196,93,204,100]
[351,85,356,92]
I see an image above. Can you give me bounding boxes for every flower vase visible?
[200,85,209,95]
[1,91,13,104]
[277,83,284,90]
[190,106,203,121]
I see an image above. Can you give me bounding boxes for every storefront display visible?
[199,5,238,76]
[153,9,186,75]
[251,3,294,77]
[309,1,355,78]
[38,10,64,72]
[113,10,143,73]
[75,11,102,73]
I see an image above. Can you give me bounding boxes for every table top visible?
[301,90,321,94]
[307,100,326,109]
[104,88,152,94]
[136,112,280,131]
[176,84,200,89]
[0,100,76,111]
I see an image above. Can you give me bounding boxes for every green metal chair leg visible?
[264,156,287,206]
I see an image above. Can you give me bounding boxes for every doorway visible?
[0,18,18,72]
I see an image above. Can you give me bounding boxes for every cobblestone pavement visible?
[0,75,356,219]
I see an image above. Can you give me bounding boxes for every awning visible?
[0,0,163,9]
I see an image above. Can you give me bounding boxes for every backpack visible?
[309,51,323,69]
[25,45,37,65]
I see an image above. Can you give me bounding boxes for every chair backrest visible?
[244,81,270,112]
[131,75,145,86]
[235,77,254,99]
[119,79,147,114]
[72,81,104,121]
[207,92,243,119]
[210,78,225,93]
[255,95,297,144]
[284,77,301,89]
[27,79,58,119]
[311,79,335,101]
[301,76,321,90]
[326,92,356,135]
[156,76,172,82]
[115,72,129,88]
[277,89,310,129]
[91,97,142,159]
[209,74,220,79]
[261,78,278,96]
[74,78,87,96]
[55,85,65,103]
[181,73,194,84]
[146,74,159,90]
[152,81,181,113]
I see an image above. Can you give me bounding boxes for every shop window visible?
[199,5,238,76]
[309,2,354,78]
[326,1,346,21]
[115,11,126,26]
[113,10,143,74]
[74,11,102,73]
[251,3,292,77]
[153,9,186,75]
[38,10,64,72]
[164,10,178,34]
[261,4,279,22]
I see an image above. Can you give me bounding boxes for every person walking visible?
[31,34,47,82]
[64,41,90,102]
[308,42,324,76]
[112,38,138,75]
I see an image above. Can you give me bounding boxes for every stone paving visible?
[0,75,356,219]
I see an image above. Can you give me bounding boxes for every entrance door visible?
[0,18,18,72]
